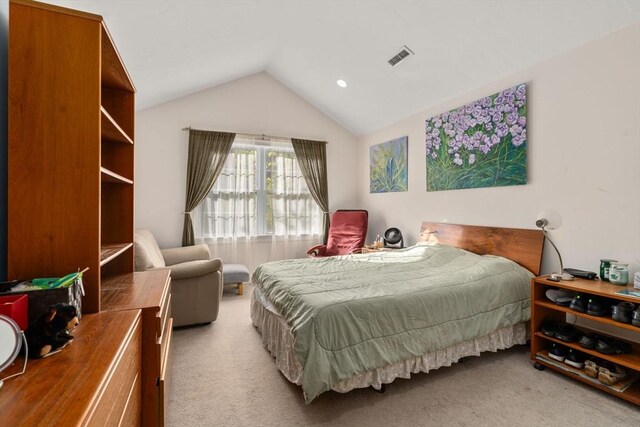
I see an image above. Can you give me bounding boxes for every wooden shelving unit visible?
[8,0,135,313]
[101,106,134,145]
[8,2,172,424]
[531,276,640,406]
[100,243,134,266]
[101,167,134,184]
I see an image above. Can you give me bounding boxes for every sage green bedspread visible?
[252,243,533,403]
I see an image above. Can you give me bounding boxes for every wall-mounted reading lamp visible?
[535,210,572,280]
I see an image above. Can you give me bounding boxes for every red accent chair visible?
[307,210,368,257]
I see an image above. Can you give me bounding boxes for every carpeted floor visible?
[168,284,640,427]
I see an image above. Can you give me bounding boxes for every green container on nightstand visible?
[599,259,617,282]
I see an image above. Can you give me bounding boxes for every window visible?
[198,137,322,238]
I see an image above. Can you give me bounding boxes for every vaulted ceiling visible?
[51,0,640,136]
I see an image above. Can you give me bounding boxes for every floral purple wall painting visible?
[370,136,408,193]
[425,83,527,191]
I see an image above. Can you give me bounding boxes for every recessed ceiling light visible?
[336,79,348,88]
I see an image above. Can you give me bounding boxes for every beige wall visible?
[135,72,359,270]
[358,23,640,280]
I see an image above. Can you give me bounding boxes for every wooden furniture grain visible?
[6,1,172,424]
[8,0,135,313]
[102,270,173,427]
[418,222,545,275]
[0,309,142,426]
[360,247,400,254]
[531,276,640,406]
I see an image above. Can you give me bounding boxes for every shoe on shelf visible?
[595,336,632,355]
[587,297,613,317]
[548,343,568,362]
[633,307,640,327]
[555,324,581,343]
[578,333,605,350]
[611,302,636,323]
[545,289,578,306]
[564,349,587,369]
[541,319,562,337]
[584,357,603,378]
[569,294,588,313]
[598,362,627,386]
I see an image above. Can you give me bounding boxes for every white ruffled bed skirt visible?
[250,287,528,394]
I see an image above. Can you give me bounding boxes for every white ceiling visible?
[50,0,640,136]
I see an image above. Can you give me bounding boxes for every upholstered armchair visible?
[307,210,368,257]
[134,229,223,327]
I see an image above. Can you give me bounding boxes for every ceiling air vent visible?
[388,45,414,67]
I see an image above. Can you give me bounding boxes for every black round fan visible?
[384,228,403,248]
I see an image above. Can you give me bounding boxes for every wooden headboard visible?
[418,222,545,275]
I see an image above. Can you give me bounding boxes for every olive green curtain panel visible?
[182,129,236,246]
[291,138,330,244]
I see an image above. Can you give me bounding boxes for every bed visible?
[250,222,544,403]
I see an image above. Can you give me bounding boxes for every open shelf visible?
[535,351,640,405]
[534,331,640,371]
[536,276,640,304]
[101,106,133,145]
[535,300,640,333]
[101,25,135,92]
[100,243,133,266]
[101,166,133,184]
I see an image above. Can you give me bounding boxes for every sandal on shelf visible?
[598,362,627,386]
[595,336,632,355]
[584,357,603,378]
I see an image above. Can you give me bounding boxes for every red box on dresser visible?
[0,294,28,331]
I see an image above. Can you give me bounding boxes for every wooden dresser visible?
[102,270,173,426]
[0,310,142,426]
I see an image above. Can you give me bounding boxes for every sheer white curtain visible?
[200,147,257,238]
[195,137,321,243]
[270,150,322,236]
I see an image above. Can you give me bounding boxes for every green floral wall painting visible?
[425,83,527,191]
[370,136,408,193]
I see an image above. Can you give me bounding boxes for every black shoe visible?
[633,307,640,327]
[548,343,568,362]
[578,333,605,350]
[612,302,636,323]
[565,349,587,369]
[596,336,632,355]
[541,320,562,337]
[570,294,587,312]
[556,324,581,343]
[587,297,612,317]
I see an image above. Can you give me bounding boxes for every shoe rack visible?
[531,276,640,406]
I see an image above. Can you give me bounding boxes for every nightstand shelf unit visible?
[531,276,640,406]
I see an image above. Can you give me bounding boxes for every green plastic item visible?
[32,272,81,289]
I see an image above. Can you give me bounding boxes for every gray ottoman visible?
[224,264,250,295]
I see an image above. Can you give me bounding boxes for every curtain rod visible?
[181,126,327,144]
